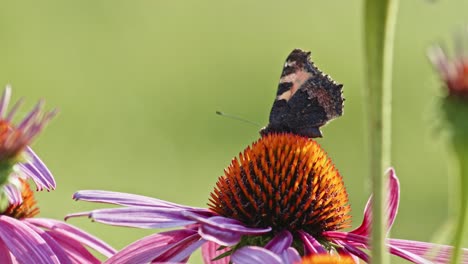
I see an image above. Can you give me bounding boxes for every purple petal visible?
[265,230,293,254]
[334,240,369,262]
[0,86,11,118]
[183,212,271,234]
[157,237,205,263]
[198,223,243,246]
[18,147,56,191]
[72,190,211,212]
[298,231,327,254]
[0,236,13,263]
[389,238,468,263]
[44,231,100,264]
[323,231,368,246]
[17,100,43,131]
[5,97,24,122]
[22,222,73,264]
[201,241,230,264]
[231,246,283,264]
[3,183,23,205]
[0,216,59,264]
[25,218,116,258]
[105,229,198,264]
[281,247,301,264]
[183,212,270,246]
[67,207,197,229]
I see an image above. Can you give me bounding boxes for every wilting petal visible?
[299,231,327,254]
[67,207,197,229]
[25,218,116,258]
[231,246,283,264]
[0,216,58,264]
[105,229,198,264]
[265,231,293,254]
[201,241,230,264]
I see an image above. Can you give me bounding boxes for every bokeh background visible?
[1,1,467,263]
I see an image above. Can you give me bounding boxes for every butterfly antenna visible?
[216,111,261,127]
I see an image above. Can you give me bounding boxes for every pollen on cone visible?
[209,133,351,235]
[3,180,40,219]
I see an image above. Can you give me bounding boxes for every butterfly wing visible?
[261,49,344,138]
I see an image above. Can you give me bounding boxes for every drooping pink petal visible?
[0,239,13,263]
[282,247,301,264]
[299,230,327,254]
[265,230,292,254]
[105,229,198,264]
[44,231,100,264]
[231,246,283,264]
[22,222,73,264]
[0,216,59,264]
[72,190,211,212]
[183,212,271,235]
[183,213,270,246]
[201,241,230,264]
[66,207,198,229]
[25,218,116,258]
[198,223,242,246]
[155,236,205,263]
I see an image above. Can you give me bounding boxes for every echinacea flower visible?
[67,133,468,263]
[0,178,116,263]
[0,85,57,207]
[428,27,468,99]
[429,27,468,264]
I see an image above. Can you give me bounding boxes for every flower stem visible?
[363,0,399,263]
[450,139,468,264]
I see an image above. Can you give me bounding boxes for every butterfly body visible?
[260,49,344,138]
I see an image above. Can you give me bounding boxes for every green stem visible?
[450,141,468,264]
[364,0,399,263]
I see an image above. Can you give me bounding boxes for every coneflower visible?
[66,133,467,263]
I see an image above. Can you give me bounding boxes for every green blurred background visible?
[1,1,467,263]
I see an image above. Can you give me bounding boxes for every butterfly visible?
[260,49,344,138]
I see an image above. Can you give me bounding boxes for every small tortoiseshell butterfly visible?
[260,49,344,138]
